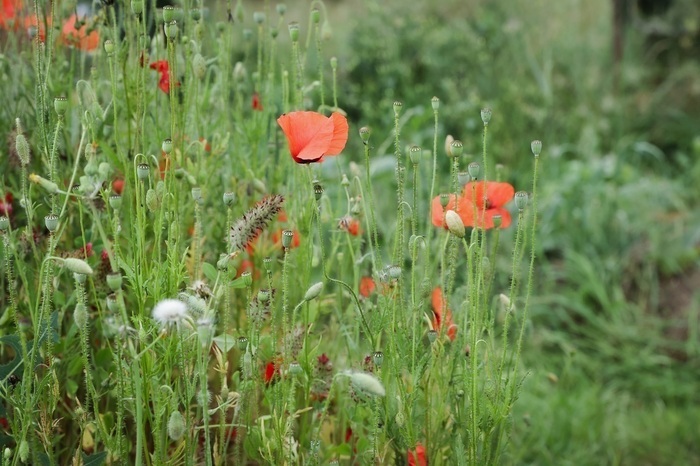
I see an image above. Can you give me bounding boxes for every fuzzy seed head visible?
[15,133,30,166]
[347,371,385,397]
[152,299,190,329]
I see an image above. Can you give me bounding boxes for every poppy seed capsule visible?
[409,146,421,165]
[165,21,178,40]
[481,107,492,125]
[73,272,87,284]
[313,183,324,201]
[458,171,470,187]
[431,96,440,111]
[109,195,122,210]
[104,39,115,56]
[388,265,401,280]
[277,4,287,15]
[131,0,144,15]
[0,216,9,232]
[136,163,150,180]
[191,188,202,201]
[257,289,270,303]
[237,336,248,351]
[45,214,59,232]
[311,8,320,23]
[241,271,252,287]
[359,126,370,145]
[288,22,300,41]
[282,229,295,249]
[223,191,236,206]
[163,5,175,22]
[162,138,173,154]
[216,253,229,271]
[531,140,542,157]
[449,140,464,158]
[190,8,201,21]
[341,174,350,187]
[427,329,438,343]
[372,351,384,368]
[106,273,122,291]
[289,361,303,376]
[514,191,528,211]
[330,56,337,69]
[262,257,273,271]
[393,101,402,117]
[468,162,480,179]
[493,215,502,229]
[54,96,68,117]
[439,194,450,208]
[253,11,265,24]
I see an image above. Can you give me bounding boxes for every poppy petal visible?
[325,112,349,156]
[277,111,331,161]
[486,182,515,208]
[431,194,458,228]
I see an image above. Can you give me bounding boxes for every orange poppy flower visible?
[359,276,376,298]
[431,181,514,230]
[431,287,457,341]
[339,215,361,236]
[61,14,99,51]
[0,0,20,29]
[277,111,349,164]
[408,443,427,466]
[252,92,263,111]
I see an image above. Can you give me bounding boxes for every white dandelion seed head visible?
[152,299,190,329]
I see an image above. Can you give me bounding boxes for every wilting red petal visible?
[431,287,456,341]
[61,14,99,51]
[112,178,124,195]
[277,111,348,163]
[150,60,179,94]
[408,443,427,466]
[359,276,376,298]
[263,361,280,384]
[252,92,263,111]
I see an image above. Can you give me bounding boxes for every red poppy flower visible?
[150,60,179,94]
[0,192,13,216]
[431,181,514,231]
[61,14,99,51]
[112,178,124,195]
[359,276,376,298]
[0,0,19,29]
[408,443,427,466]
[263,360,280,384]
[431,287,457,341]
[339,216,361,236]
[252,92,263,111]
[277,111,349,163]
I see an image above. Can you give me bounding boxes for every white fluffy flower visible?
[152,299,190,329]
[346,371,386,397]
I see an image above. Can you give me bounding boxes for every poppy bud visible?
[191,188,202,202]
[63,258,94,275]
[163,5,175,22]
[409,145,421,165]
[359,126,370,145]
[457,171,470,187]
[146,189,158,211]
[282,229,295,249]
[162,138,173,155]
[190,8,201,21]
[444,134,454,157]
[105,294,118,313]
[168,411,185,441]
[193,53,206,79]
[431,96,440,111]
[109,195,122,210]
[439,194,450,208]
[253,11,265,24]
[237,336,248,351]
[74,303,88,328]
[468,162,480,180]
[372,351,384,368]
[427,329,438,343]
[388,265,401,280]
[106,273,122,291]
[54,96,69,117]
[98,162,112,180]
[304,282,323,301]
[165,21,178,40]
[449,140,463,158]
[74,271,87,284]
[514,191,528,211]
[104,39,115,56]
[321,20,332,40]
[531,139,542,157]
[288,22,300,41]
[3,447,10,460]
[252,178,266,193]
[15,133,30,166]
[445,210,465,238]
[393,101,402,117]
[18,440,28,463]
[137,163,150,180]
[347,371,385,397]
[223,191,236,206]
[480,107,492,125]
[330,56,337,69]
[311,8,320,24]
[28,174,58,194]
[45,214,59,232]
[277,4,287,15]
[0,216,9,232]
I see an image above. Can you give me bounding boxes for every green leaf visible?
[82,451,108,466]
[229,276,249,289]
[0,335,24,381]
[213,334,238,353]
[202,262,218,283]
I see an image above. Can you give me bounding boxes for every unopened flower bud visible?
[321,20,332,40]
[193,53,206,79]
[304,282,323,301]
[168,411,186,441]
[63,257,94,275]
[388,265,401,280]
[531,140,542,157]
[45,214,59,232]
[330,56,337,69]
[146,189,158,212]
[514,191,528,211]
[444,134,454,157]
[131,0,144,14]
[18,440,28,463]
[449,140,463,158]
[480,107,492,125]
[445,210,465,238]
[74,303,88,328]
[29,173,58,194]
[468,162,480,179]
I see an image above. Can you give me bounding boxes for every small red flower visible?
[61,14,99,51]
[150,60,180,94]
[408,443,427,466]
[339,216,361,236]
[0,0,21,29]
[431,287,457,341]
[0,192,13,216]
[252,92,263,111]
[277,111,349,164]
[263,360,280,384]
[359,276,376,298]
[112,178,124,195]
[0,417,8,430]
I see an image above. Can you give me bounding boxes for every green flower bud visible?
[18,440,28,463]
[74,303,88,328]
[445,210,465,238]
[29,174,58,193]
[98,162,112,180]
[63,258,94,275]
[330,56,337,69]
[145,189,158,212]
[193,53,206,80]
[304,282,323,301]
[481,107,492,125]
[168,411,186,441]
[388,265,401,280]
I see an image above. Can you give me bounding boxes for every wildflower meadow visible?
[0,0,698,465]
